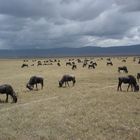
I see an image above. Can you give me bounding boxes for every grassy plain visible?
[0,57,140,140]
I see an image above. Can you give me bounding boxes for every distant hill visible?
[0,44,140,58]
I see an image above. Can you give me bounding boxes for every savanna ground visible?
[0,56,140,140]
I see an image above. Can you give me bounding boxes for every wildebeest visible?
[0,84,17,103]
[118,66,128,73]
[122,59,126,62]
[107,62,113,66]
[137,73,140,82]
[117,75,139,92]
[37,61,42,66]
[83,62,87,68]
[93,62,97,66]
[88,64,95,69]
[21,63,28,68]
[57,62,61,66]
[72,64,77,70]
[26,76,44,90]
[59,75,76,87]
[66,62,72,66]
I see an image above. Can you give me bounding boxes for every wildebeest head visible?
[59,81,63,87]
[12,92,18,103]
[134,84,139,92]
[26,83,33,90]
[13,94,17,103]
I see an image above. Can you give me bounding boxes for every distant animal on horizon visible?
[122,59,126,62]
[93,62,97,66]
[57,62,61,66]
[118,66,128,73]
[66,62,72,66]
[107,61,113,66]
[117,75,139,92]
[26,76,44,90]
[21,64,28,68]
[88,63,95,69]
[37,61,42,66]
[72,64,77,70]
[59,75,76,87]
[0,84,17,103]
[83,62,87,68]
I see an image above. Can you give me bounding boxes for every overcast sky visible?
[0,0,140,49]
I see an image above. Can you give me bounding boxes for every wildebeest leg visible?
[41,81,43,89]
[64,82,66,87]
[127,84,130,91]
[36,83,38,90]
[67,81,69,87]
[127,84,131,91]
[131,84,133,91]
[117,81,121,91]
[5,93,8,102]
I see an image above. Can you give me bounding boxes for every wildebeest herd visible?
[0,56,140,103]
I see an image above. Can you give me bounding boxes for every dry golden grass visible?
[0,57,140,140]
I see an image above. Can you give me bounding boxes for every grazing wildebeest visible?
[118,66,128,73]
[117,75,139,92]
[57,62,61,66]
[37,61,42,66]
[137,73,140,82]
[93,62,97,66]
[0,84,17,103]
[66,62,72,66]
[59,75,76,87]
[122,59,126,62]
[107,62,113,66]
[72,64,77,70]
[83,62,87,68]
[26,76,44,90]
[107,58,111,61]
[88,64,95,69]
[77,59,82,63]
[21,64,28,68]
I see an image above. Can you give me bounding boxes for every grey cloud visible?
[116,0,140,12]
[0,0,140,49]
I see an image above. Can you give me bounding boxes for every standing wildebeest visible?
[59,75,76,87]
[117,75,139,92]
[83,62,87,68]
[107,62,113,66]
[88,63,95,69]
[122,59,126,62]
[66,62,72,66]
[26,76,44,90]
[57,62,61,66]
[137,73,140,82]
[21,63,28,68]
[72,64,77,70]
[37,61,42,66]
[118,66,128,73]
[0,84,17,103]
